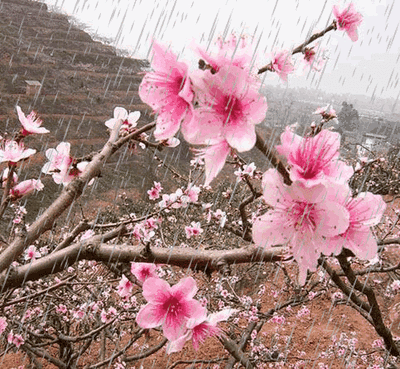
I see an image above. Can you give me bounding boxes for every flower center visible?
[288,202,316,233]
[164,296,182,316]
[219,94,243,125]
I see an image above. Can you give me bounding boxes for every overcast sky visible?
[41,0,399,100]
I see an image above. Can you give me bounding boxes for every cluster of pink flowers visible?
[158,183,200,209]
[252,125,386,284]
[136,275,236,353]
[139,36,268,186]
[0,106,49,202]
[7,331,24,348]
[138,4,362,187]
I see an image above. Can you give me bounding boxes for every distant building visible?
[358,132,387,157]
[25,80,42,96]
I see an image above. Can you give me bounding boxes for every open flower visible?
[324,183,386,260]
[117,275,133,299]
[276,128,353,187]
[166,308,237,354]
[185,221,203,239]
[105,107,140,131]
[139,41,193,140]
[16,106,49,136]
[24,245,41,261]
[0,140,36,164]
[183,65,267,152]
[252,169,350,284]
[333,3,363,42]
[269,50,295,82]
[130,263,158,283]
[42,142,90,185]
[195,33,256,74]
[136,277,204,341]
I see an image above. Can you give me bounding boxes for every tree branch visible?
[0,121,155,275]
[0,240,283,290]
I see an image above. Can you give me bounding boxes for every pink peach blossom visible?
[276,128,353,187]
[139,41,193,140]
[8,331,24,348]
[105,107,140,131]
[185,184,200,203]
[16,106,49,136]
[183,65,267,152]
[194,140,231,187]
[136,277,204,341]
[323,184,386,260]
[130,262,158,283]
[13,334,25,348]
[302,46,326,71]
[166,308,236,354]
[333,3,362,42]
[252,169,350,284]
[195,33,256,74]
[10,179,44,200]
[269,50,295,82]
[100,307,117,324]
[0,317,7,335]
[0,140,36,164]
[185,222,204,239]
[117,275,133,299]
[42,142,90,185]
[234,162,256,181]
[24,245,41,261]
[147,186,161,200]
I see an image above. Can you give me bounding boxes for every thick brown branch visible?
[0,241,283,290]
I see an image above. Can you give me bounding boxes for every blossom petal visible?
[252,212,293,248]
[349,192,386,227]
[136,303,165,329]
[142,277,170,304]
[202,140,231,186]
[170,277,198,299]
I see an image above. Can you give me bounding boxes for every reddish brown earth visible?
[1,1,400,368]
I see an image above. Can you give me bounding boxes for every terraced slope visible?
[0,0,175,223]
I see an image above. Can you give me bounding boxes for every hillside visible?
[0,0,194,224]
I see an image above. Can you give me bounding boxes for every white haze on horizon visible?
[40,0,400,104]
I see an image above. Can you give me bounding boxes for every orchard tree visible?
[0,3,399,369]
